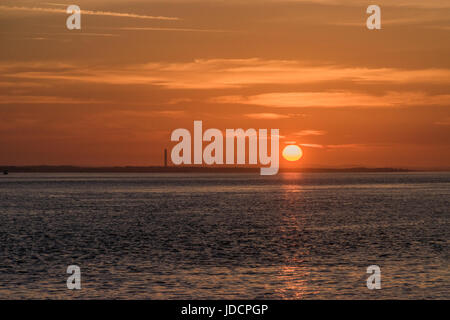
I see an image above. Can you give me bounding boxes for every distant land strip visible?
[0,166,418,173]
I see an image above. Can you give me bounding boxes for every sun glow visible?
[282,145,303,161]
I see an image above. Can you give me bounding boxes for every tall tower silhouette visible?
[164,148,168,167]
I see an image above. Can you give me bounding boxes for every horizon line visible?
[3,165,449,173]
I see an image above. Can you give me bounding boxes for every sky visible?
[1,0,449,169]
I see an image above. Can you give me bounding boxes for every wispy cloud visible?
[298,143,368,150]
[4,59,450,109]
[332,16,450,27]
[245,113,289,119]
[213,91,450,108]
[36,32,119,37]
[4,59,450,90]
[294,130,327,136]
[155,110,186,117]
[326,144,367,149]
[300,143,324,149]
[0,95,107,104]
[282,0,450,9]
[118,27,229,33]
[0,5,179,21]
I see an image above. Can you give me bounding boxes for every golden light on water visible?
[282,145,303,162]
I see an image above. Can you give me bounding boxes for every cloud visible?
[281,0,450,9]
[3,60,450,109]
[155,110,186,117]
[326,144,367,149]
[213,91,450,108]
[300,143,324,149]
[0,5,179,21]
[29,32,119,38]
[245,113,289,119]
[5,59,450,90]
[298,143,367,150]
[0,95,107,104]
[332,16,450,27]
[167,98,193,105]
[118,27,229,33]
[294,130,327,136]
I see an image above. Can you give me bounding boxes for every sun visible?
[282,145,303,161]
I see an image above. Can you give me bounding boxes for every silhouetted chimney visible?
[164,148,168,167]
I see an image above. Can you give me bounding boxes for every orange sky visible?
[1,0,449,169]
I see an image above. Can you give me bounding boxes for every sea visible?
[0,172,448,299]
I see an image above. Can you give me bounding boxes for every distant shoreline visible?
[0,166,434,173]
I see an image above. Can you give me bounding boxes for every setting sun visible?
[282,145,303,162]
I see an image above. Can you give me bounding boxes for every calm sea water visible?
[0,172,448,299]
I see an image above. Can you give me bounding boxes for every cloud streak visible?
[282,0,450,9]
[118,27,229,33]
[245,113,289,119]
[294,130,327,136]
[213,91,450,108]
[0,95,107,104]
[4,59,450,90]
[0,5,179,21]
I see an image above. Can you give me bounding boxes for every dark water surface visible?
[0,172,448,299]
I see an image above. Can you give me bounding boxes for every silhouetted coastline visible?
[0,166,416,173]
